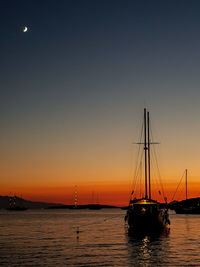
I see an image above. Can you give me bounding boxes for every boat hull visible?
[127,211,168,233]
[125,199,170,234]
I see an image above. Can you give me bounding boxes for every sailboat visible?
[125,109,170,233]
[173,170,200,214]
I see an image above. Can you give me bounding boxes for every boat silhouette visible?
[171,169,200,214]
[125,109,170,233]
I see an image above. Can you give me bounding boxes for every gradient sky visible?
[1,0,200,205]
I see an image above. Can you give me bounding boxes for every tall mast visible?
[147,112,151,199]
[144,108,148,199]
[186,169,187,200]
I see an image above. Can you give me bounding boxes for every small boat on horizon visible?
[125,109,170,234]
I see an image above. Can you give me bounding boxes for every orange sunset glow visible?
[1,114,200,207]
[1,115,200,207]
[1,166,200,206]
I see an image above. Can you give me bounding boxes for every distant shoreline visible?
[0,196,122,209]
[47,204,120,209]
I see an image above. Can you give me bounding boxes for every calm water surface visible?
[0,209,200,266]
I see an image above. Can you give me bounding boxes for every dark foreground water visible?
[0,209,200,266]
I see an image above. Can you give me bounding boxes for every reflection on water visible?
[184,216,191,233]
[127,231,170,266]
[0,210,200,266]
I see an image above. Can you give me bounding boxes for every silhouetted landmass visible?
[47,204,119,209]
[121,206,128,210]
[0,196,62,209]
[169,197,200,210]
[0,196,119,210]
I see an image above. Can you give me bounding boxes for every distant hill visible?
[0,196,63,209]
[47,204,119,209]
[169,197,200,210]
[0,196,120,210]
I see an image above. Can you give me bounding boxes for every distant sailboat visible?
[125,109,170,233]
[174,170,200,214]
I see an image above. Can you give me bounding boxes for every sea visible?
[0,209,200,266]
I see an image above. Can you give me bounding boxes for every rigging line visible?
[133,152,144,198]
[150,126,166,201]
[153,148,166,201]
[150,156,161,200]
[176,182,185,201]
[171,170,186,202]
[139,161,142,198]
[130,149,142,196]
[131,152,142,198]
[128,146,134,192]
[129,128,143,193]
[129,122,144,199]
[133,146,144,189]
[132,156,144,199]
[151,148,161,190]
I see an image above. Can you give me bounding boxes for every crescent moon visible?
[23,27,28,32]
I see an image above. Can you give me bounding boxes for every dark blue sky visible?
[1,1,200,112]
